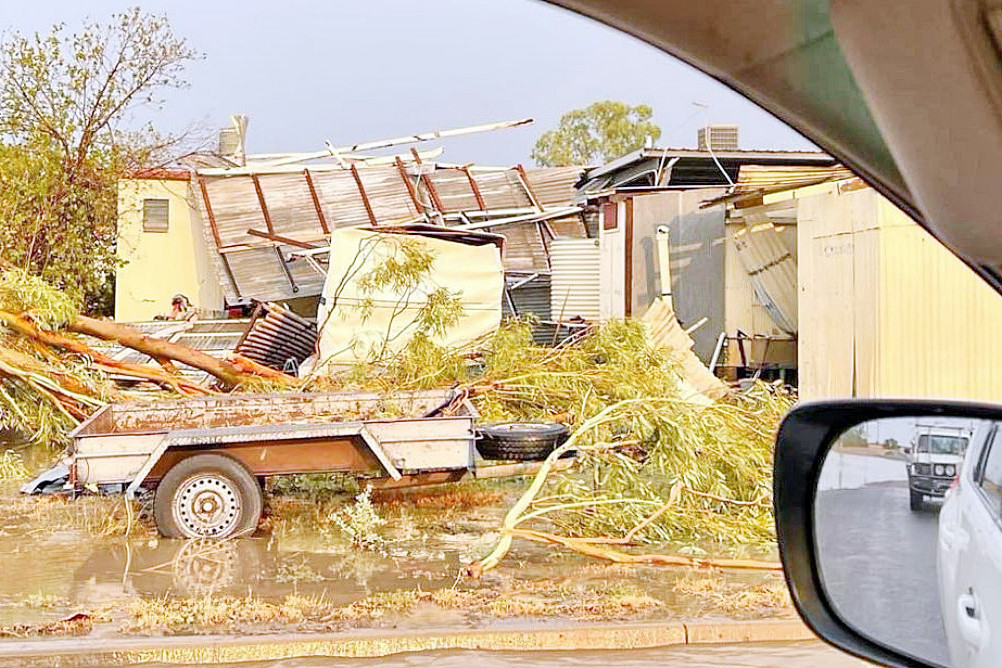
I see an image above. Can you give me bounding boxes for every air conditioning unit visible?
[697,125,739,151]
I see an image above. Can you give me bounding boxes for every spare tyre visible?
[476,423,570,461]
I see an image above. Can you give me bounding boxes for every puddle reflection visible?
[72,537,461,605]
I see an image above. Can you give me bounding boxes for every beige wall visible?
[799,186,1002,401]
[115,179,224,321]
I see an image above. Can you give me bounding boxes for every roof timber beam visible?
[251,173,298,292]
[350,163,379,226]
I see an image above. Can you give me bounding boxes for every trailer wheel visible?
[154,454,263,539]
[476,423,570,461]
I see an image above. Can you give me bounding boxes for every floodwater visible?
[0,476,787,626]
[0,474,797,668]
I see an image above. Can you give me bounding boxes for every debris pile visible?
[1,264,793,565]
[303,319,793,564]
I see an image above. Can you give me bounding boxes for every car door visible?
[948,425,1002,667]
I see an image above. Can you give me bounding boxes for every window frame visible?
[142,198,170,233]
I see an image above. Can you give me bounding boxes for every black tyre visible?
[909,490,924,512]
[476,423,570,461]
[154,453,263,539]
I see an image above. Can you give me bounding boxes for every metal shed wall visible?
[628,189,727,362]
[550,239,601,321]
[799,187,1002,401]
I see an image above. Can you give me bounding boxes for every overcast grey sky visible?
[4,0,816,165]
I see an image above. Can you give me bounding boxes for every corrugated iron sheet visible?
[734,165,856,193]
[642,297,729,401]
[729,214,798,334]
[79,319,252,386]
[195,165,585,302]
[550,238,601,321]
[503,273,552,345]
[235,302,318,373]
[799,186,1002,402]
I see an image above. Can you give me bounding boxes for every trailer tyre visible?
[154,454,263,539]
[476,423,570,461]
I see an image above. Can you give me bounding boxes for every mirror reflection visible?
[815,416,997,668]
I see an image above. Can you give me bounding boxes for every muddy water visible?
[0,474,793,653]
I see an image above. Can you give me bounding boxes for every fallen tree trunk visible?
[68,315,244,387]
[499,528,782,572]
[230,354,299,385]
[0,311,216,394]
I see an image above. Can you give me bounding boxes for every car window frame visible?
[972,424,1002,522]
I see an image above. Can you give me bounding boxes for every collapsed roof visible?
[195,162,585,302]
[173,118,588,304]
[576,146,838,194]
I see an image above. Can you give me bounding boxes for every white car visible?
[938,421,1002,668]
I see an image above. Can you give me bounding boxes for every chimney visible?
[218,114,249,165]
[697,125,739,151]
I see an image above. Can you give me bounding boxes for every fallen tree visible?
[312,320,794,567]
[0,267,298,445]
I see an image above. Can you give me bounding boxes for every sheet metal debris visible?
[234,302,318,374]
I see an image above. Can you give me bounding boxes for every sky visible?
[2,0,817,166]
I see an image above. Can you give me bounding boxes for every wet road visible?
[816,452,951,667]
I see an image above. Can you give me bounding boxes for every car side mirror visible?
[774,400,999,668]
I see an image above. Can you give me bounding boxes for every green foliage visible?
[532,100,662,166]
[0,268,115,446]
[840,425,867,449]
[0,8,200,310]
[270,473,360,499]
[328,486,386,550]
[325,319,793,551]
[0,269,80,329]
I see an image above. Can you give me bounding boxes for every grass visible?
[120,578,674,635]
[672,574,791,615]
[121,591,426,634]
[0,488,148,538]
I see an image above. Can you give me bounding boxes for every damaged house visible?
[114,118,587,345]
[567,134,838,383]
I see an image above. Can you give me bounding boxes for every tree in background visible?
[531,100,662,167]
[0,8,200,314]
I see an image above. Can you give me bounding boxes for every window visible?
[142,198,169,233]
[978,427,1002,515]
[916,434,968,455]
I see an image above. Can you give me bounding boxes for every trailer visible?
[52,389,563,539]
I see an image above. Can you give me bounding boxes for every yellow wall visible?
[115,179,224,321]
[798,186,1002,401]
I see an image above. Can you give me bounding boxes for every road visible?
[816,451,951,667]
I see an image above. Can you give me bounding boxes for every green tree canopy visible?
[531,100,662,167]
[0,8,200,313]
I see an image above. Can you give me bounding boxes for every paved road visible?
[816,463,951,667]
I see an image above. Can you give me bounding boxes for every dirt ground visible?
[0,478,793,640]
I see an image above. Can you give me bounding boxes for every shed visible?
[796,186,1002,401]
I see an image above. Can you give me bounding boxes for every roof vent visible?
[697,125,739,151]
